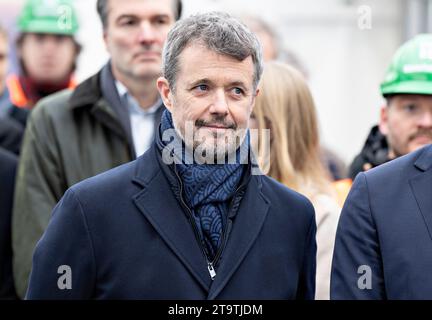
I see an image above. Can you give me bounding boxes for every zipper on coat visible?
[174,166,246,281]
[209,183,245,274]
[207,262,217,280]
[174,168,216,280]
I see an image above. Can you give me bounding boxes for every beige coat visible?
[304,191,341,300]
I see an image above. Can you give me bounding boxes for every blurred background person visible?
[241,15,280,61]
[1,26,24,297]
[6,0,81,111]
[241,15,309,78]
[0,147,18,300]
[250,61,340,300]
[0,24,25,155]
[349,34,432,179]
[12,0,182,298]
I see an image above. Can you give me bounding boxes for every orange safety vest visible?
[6,75,76,109]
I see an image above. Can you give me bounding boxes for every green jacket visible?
[12,64,164,297]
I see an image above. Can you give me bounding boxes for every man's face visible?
[0,34,8,93]
[19,33,77,84]
[379,94,432,158]
[158,44,258,159]
[104,0,175,82]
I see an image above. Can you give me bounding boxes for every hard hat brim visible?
[381,80,432,96]
[19,21,77,36]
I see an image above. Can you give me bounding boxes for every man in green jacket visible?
[12,0,182,298]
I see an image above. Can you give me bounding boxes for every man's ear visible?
[250,88,260,112]
[378,105,389,135]
[103,30,109,52]
[157,77,174,112]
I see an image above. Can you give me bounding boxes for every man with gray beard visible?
[27,12,316,299]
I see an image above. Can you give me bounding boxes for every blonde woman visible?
[251,62,341,300]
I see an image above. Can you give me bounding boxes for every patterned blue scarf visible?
[159,110,246,260]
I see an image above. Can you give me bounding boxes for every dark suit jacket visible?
[331,144,432,299]
[0,148,18,299]
[26,144,316,300]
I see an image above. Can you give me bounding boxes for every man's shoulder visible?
[30,89,75,121]
[68,159,139,203]
[259,175,315,220]
[260,174,309,201]
[31,72,102,122]
[68,148,158,203]
[364,144,432,183]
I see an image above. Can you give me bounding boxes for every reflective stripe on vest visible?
[6,75,28,108]
[6,75,77,109]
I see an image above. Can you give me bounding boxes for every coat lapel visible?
[132,147,212,292]
[207,176,270,300]
[410,145,432,242]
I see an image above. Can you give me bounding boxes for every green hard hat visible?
[380,34,432,97]
[17,0,79,35]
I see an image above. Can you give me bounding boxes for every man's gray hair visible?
[162,11,263,90]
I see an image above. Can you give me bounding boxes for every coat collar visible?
[67,64,129,143]
[132,143,270,298]
[410,145,432,243]
[68,66,103,110]
[132,145,212,291]
[413,144,432,172]
[207,174,270,299]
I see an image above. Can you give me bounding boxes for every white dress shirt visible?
[115,81,161,157]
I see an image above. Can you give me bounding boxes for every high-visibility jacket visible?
[6,75,76,109]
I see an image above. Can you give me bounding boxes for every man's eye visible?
[34,34,46,43]
[154,17,169,25]
[404,104,418,113]
[232,87,244,95]
[120,18,137,26]
[195,84,208,92]
[54,35,67,43]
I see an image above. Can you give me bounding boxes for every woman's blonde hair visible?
[253,61,333,197]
